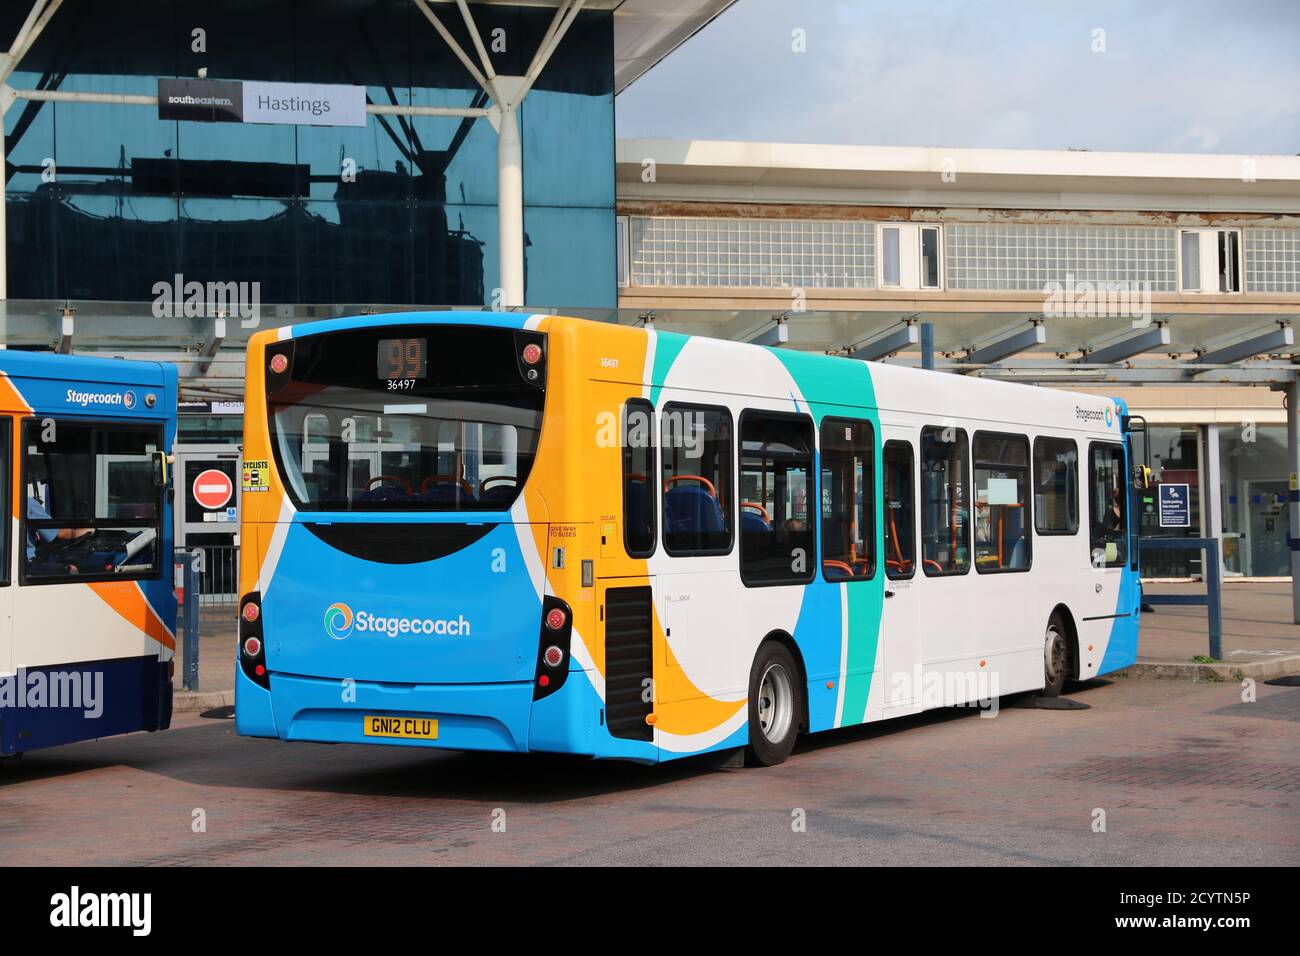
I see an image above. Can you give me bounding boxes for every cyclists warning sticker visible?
[242,459,270,493]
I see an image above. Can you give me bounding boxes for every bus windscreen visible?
[267,325,545,512]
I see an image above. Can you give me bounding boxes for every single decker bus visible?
[236,312,1140,766]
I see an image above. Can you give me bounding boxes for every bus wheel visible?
[1042,613,1071,697]
[745,642,802,766]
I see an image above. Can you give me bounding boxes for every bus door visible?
[879,428,922,715]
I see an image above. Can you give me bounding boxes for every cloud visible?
[617,0,1300,154]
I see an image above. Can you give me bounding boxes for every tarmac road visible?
[2,676,1297,866]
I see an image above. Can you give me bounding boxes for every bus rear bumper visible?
[236,668,533,753]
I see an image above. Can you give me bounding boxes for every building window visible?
[973,433,1031,572]
[622,400,655,557]
[1245,228,1300,293]
[21,419,163,583]
[738,411,815,586]
[1179,228,1241,293]
[661,403,733,555]
[921,425,971,575]
[627,216,874,289]
[1033,436,1079,535]
[884,440,915,580]
[1088,442,1128,569]
[878,223,942,290]
[820,418,875,581]
[944,224,1177,291]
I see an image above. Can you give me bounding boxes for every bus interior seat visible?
[740,508,771,534]
[624,477,651,532]
[664,484,725,535]
[478,483,515,505]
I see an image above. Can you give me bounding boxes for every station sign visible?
[1158,483,1191,528]
[158,78,366,127]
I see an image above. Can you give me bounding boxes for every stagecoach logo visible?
[324,602,471,640]
[324,602,354,640]
[1074,405,1114,427]
[65,388,137,410]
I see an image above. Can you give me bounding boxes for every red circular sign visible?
[192,468,234,510]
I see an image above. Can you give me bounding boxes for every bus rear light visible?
[243,637,262,658]
[269,353,288,374]
[521,343,542,365]
[533,597,572,702]
[545,607,567,631]
[255,664,266,677]
[538,674,550,688]
[543,645,564,668]
[242,602,260,623]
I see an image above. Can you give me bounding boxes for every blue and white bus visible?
[236,312,1140,766]
[1,351,178,756]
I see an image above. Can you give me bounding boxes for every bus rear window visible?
[266,325,545,512]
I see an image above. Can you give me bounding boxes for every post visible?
[921,321,935,370]
[1205,539,1222,660]
[1203,423,1224,581]
[497,103,524,307]
[183,549,201,691]
[1289,377,1300,623]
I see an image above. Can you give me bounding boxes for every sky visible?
[615,0,1300,155]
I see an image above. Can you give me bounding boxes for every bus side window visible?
[973,432,1031,573]
[622,400,656,557]
[883,440,915,580]
[738,410,815,586]
[660,403,733,556]
[1088,442,1128,568]
[920,425,971,575]
[820,418,875,581]
[1033,436,1079,535]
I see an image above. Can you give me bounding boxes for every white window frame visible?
[615,215,629,288]
[1178,228,1243,294]
[876,223,943,290]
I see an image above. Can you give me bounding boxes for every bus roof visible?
[0,350,176,417]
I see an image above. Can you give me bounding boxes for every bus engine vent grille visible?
[604,586,654,741]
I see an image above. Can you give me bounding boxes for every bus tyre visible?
[745,643,802,767]
[1042,613,1071,697]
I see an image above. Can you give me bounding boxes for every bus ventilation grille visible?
[604,585,654,742]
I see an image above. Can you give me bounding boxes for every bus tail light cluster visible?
[239,592,270,689]
[532,596,573,702]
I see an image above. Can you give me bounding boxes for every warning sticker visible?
[242,459,270,493]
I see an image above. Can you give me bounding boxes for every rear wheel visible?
[1042,613,1072,697]
[745,642,802,766]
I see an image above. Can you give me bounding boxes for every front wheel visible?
[1042,613,1072,697]
[745,642,802,766]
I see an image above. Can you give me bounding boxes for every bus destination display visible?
[378,338,427,381]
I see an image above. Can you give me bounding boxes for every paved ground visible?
[6,676,1297,866]
[1141,581,1300,664]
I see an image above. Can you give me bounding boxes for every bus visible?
[236,311,1140,766]
[1,351,178,756]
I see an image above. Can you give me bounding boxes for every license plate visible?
[363,715,438,740]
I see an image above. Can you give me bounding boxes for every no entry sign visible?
[193,468,234,510]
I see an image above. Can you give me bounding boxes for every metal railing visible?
[193,544,240,609]
[1138,537,1223,660]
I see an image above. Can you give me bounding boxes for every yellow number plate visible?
[363,716,439,740]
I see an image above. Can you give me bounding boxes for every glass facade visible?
[1219,424,1290,577]
[1132,425,1202,577]
[2,0,616,308]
